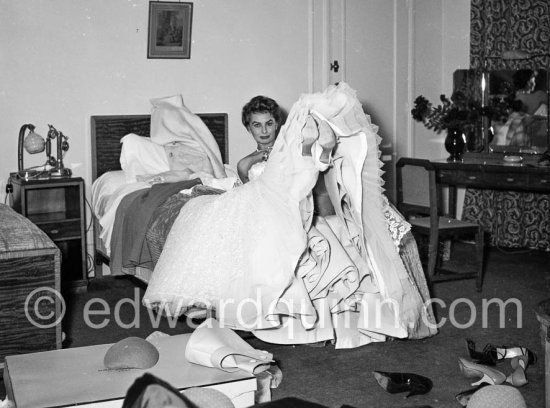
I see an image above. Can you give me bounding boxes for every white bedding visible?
[91,170,129,219]
[92,166,240,256]
[92,95,235,255]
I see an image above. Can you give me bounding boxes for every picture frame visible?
[147,1,193,59]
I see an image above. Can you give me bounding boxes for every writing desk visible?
[431,156,550,218]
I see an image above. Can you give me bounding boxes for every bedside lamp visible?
[17,124,46,179]
[16,123,72,179]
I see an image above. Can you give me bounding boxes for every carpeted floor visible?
[1,245,548,407]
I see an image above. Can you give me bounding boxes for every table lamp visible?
[17,124,46,179]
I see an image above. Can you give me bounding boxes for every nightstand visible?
[10,176,88,292]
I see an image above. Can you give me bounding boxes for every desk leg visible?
[448,186,457,218]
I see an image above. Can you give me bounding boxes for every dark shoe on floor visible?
[466,339,536,366]
[372,371,433,398]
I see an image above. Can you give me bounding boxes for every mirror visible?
[453,68,549,154]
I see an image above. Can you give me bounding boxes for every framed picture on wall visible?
[147,1,193,59]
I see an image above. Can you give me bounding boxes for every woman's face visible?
[527,74,537,92]
[247,112,278,147]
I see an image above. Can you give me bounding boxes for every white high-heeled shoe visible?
[458,357,507,386]
[506,355,529,387]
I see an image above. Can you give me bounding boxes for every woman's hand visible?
[237,150,268,183]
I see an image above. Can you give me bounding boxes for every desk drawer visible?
[39,220,81,240]
[482,172,530,189]
[529,174,550,192]
[437,169,531,189]
[437,169,485,187]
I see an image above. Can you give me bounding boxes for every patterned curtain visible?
[471,0,550,70]
[468,0,550,251]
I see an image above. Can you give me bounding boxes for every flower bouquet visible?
[411,91,485,133]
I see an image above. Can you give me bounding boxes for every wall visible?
[408,0,471,160]
[401,0,470,213]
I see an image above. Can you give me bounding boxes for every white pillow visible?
[120,133,169,182]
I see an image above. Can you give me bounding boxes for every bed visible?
[90,84,438,348]
[91,112,230,281]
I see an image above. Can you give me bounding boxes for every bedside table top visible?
[10,175,84,186]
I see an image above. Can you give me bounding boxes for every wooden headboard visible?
[90,113,228,181]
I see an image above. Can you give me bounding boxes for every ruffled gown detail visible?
[143,83,437,348]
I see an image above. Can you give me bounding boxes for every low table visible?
[3,333,256,408]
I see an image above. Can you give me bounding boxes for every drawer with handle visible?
[437,169,486,187]
[529,174,550,192]
[38,220,82,240]
[481,172,530,189]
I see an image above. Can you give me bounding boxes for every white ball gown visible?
[143,83,437,348]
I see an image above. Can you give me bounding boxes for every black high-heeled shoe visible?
[372,371,433,398]
[466,339,537,366]
[466,339,497,365]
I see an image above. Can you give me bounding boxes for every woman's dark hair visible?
[241,95,281,127]
[511,98,525,112]
[513,69,535,90]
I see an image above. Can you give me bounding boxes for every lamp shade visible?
[23,130,45,154]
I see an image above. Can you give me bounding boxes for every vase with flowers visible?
[411,91,487,161]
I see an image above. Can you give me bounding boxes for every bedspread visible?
[110,179,204,276]
[146,185,225,266]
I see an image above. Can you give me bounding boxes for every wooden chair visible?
[395,157,485,291]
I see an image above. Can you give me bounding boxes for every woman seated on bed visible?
[143,82,436,349]
[237,95,281,183]
[514,69,547,117]
[493,70,548,147]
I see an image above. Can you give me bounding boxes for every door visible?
[320,0,400,201]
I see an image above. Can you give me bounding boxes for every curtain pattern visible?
[470,0,550,70]
[468,0,550,251]
[463,189,550,250]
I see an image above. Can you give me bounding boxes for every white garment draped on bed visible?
[143,83,436,348]
[93,94,234,255]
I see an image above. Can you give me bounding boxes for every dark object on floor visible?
[104,337,159,370]
[253,397,333,407]
[455,383,489,407]
[122,373,199,408]
[466,339,537,366]
[122,373,233,408]
[372,370,433,398]
[466,339,497,366]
